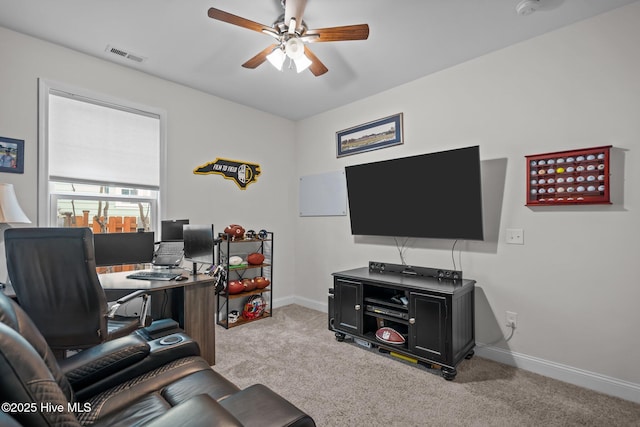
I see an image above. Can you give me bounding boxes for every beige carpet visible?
[213,304,640,427]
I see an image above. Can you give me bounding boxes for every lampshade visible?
[294,55,312,73]
[266,47,286,71]
[285,38,305,60]
[0,183,31,223]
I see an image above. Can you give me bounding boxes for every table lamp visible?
[0,183,30,288]
[0,183,31,224]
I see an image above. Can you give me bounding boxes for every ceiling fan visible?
[207,0,369,76]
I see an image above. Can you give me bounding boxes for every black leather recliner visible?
[4,227,150,356]
[0,292,315,426]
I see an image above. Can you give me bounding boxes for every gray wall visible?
[293,3,640,400]
[0,25,298,301]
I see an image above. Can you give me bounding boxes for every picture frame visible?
[336,113,403,158]
[0,136,24,174]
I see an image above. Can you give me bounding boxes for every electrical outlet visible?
[506,228,524,245]
[506,311,518,328]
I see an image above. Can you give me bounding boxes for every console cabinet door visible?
[334,278,362,335]
[409,292,448,364]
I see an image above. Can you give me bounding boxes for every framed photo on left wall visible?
[0,136,24,174]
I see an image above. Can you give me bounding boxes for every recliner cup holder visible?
[159,335,184,346]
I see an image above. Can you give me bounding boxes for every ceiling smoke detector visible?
[516,0,540,16]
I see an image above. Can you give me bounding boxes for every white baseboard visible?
[272,295,295,309]
[475,343,640,404]
[290,296,327,313]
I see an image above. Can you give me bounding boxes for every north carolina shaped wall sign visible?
[194,157,261,190]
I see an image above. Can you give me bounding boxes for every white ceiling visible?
[0,0,637,120]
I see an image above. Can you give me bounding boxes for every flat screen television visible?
[161,219,189,242]
[183,224,214,264]
[344,145,484,240]
[93,232,155,267]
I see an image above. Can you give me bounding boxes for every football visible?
[247,252,265,265]
[229,256,244,266]
[375,327,405,345]
[224,224,245,239]
[242,278,256,292]
[252,276,270,289]
[227,280,244,295]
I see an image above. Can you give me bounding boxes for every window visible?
[38,80,166,234]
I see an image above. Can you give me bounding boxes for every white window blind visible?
[48,92,160,189]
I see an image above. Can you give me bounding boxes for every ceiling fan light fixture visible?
[294,54,312,73]
[266,47,285,70]
[285,37,305,60]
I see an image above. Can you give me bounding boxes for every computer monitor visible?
[183,224,214,265]
[161,219,189,242]
[93,232,155,267]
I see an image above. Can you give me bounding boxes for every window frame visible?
[38,79,168,231]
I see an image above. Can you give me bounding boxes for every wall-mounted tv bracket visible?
[369,261,462,281]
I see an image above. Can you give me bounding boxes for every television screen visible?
[183,224,214,264]
[161,219,189,242]
[345,145,484,240]
[93,232,155,266]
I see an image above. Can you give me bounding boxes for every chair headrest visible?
[0,293,74,402]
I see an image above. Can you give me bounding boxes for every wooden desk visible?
[3,270,217,365]
[99,270,217,365]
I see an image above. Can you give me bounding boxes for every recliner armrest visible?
[145,394,242,427]
[73,333,200,401]
[59,333,149,390]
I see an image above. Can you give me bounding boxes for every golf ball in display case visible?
[525,145,611,206]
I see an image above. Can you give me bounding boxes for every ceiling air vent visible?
[105,45,146,63]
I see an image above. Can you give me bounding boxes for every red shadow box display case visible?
[526,145,611,206]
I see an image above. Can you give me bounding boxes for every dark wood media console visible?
[330,265,475,380]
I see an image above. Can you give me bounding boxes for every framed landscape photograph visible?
[336,113,403,157]
[0,136,24,174]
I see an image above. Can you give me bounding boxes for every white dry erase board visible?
[299,170,347,216]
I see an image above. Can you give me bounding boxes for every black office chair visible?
[4,227,150,357]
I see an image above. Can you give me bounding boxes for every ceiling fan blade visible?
[242,44,278,69]
[304,46,328,76]
[284,0,308,32]
[303,24,369,42]
[208,7,277,36]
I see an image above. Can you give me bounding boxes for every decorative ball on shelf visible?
[227,280,244,295]
[242,295,267,320]
[253,276,271,289]
[224,224,246,240]
[375,327,405,345]
[229,256,244,266]
[247,252,265,265]
[242,278,257,292]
